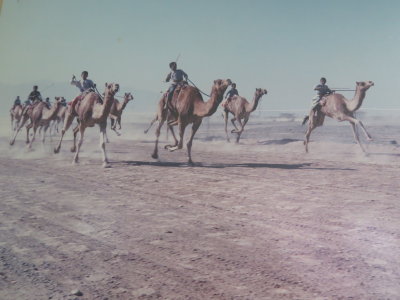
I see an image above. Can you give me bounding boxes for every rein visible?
[94,86,126,99]
[187,78,211,98]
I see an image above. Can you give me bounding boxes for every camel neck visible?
[42,103,60,121]
[348,88,366,112]
[247,93,262,113]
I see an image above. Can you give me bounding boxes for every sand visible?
[0,117,399,299]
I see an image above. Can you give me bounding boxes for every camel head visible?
[356,81,374,92]
[124,92,134,103]
[104,82,120,95]
[212,79,232,96]
[53,97,62,107]
[255,88,268,98]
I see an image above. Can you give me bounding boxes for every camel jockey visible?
[312,77,332,112]
[45,97,51,108]
[165,62,188,106]
[60,97,67,107]
[221,83,238,107]
[12,96,21,109]
[69,71,97,112]
[28,85,42,103]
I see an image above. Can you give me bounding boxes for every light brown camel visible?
[152,79,232,164]
[303,81,374,153]
[109,92,133,136]
[52,99,67,134]
[223,88,268,143]
[54,83,120,167]
[144,97,178,146]
[10,104,23,131]
[10,98,62,148]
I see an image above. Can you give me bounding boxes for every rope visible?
[187,78,210,98]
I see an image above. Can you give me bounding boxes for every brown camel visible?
[152,79,232,164]
[54,83,120,167]
[109,92,133,136]
[10,104,23,131]
[10,98,62,148]
[223,88,268,143]
[303,81,374,153]
[144,98,178,146]
[52,99,67,134]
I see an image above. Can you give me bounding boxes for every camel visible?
[54,83,120,167]
[223,88,268,143]
[152,79,232,164]
[10,98,62,148]
[109,92,133,136]
[303,81,374,153]
[10,104,23,132]
[52,99,68,134]
[144,98,178,146]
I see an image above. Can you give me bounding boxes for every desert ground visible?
[1,114,400,300]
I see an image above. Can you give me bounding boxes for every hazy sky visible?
[1,0,399,110]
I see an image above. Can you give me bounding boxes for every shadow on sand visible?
[257,138,302,145]
[114,160,355,171]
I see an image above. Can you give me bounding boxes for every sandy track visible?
[1,121,400,299]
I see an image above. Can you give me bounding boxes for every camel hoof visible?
[151,153,158,159]
[70,147,76,153]
[9,140,15,146]
[188,160,195,166]
[168,146,179,152]
[72,160,79,166]
[54,148,60,154]
[102,162,111,168]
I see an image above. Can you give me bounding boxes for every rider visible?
[221,83,238,107]
[312,77,332,113]
[69,71,96,112]
[165,62,188,106]
[45,97,51,108]
[28,85,42,103]
[12,96,21,110]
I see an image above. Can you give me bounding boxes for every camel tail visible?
[302,116,309,126]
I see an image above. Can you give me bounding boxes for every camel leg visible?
[54,112,74,154]
[350,122,366,153]
[28,125,38,149]
[236,117,248,143]
[71,124,80,152]
[169,125,178,147]
[167,118,186,152]
[151,112,167,159]
[72,124,85,165]
[144,115,157,134]
[26,123,33,144]
[99,123,110,168]
[10,115,28,146]
[223,110,230,142]
[342,115,367,153]
[304,114,317,153]
[117,116,122,130]
[187,119,202,165]
[230,117,239,132]
[357,120,372,141]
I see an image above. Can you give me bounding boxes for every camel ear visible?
[356,81,360,85]
[105,82,108,87]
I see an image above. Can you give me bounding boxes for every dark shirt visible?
[314,84,331,97]
[166,69,188,84]
[225,88,238,99]
[14,98,21,105]
[28,90,42,101]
